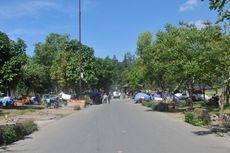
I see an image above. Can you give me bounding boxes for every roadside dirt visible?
[163,112,185,122]
[0,107,76,127]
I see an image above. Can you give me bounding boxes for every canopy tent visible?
[134,93,150,103]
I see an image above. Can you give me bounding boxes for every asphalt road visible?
[1,99,230,153]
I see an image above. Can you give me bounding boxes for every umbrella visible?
[134,93,150,103]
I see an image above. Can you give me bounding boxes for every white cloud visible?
[189,20,206,29]
[8,28,44,36]
[0,0,60,19]
[179,0,200,12]
[7,25,75,39]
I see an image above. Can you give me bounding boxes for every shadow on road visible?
[192,130,213,136]
[144,109,153,112]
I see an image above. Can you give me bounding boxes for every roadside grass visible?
[142,90,230,128]
[0,105,45,118]
[143,100,230,118]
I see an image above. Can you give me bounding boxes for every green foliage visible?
[153,103,170,112]
[18,120,38,136]
[132,22,229,95]
[151,103,158,111]
[184,111,207,126]
[178,102,188,108]
[2,126,17,144]
[185,112,195,124]
[193,119,207,126]
[0,121,38,146]
[22,59,48,94]
[203,0,230,22]
[126,60,144,89]
[93,57,116,90]
[32,33,98,93]
[0,32,27,92]
[142,102,153,108]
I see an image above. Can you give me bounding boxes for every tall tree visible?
[203,0,230,22]
[93,57,115,90]
[0,32,27,96]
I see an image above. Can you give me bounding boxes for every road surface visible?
[1,99,230,153]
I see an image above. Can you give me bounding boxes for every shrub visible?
[184,111,207,127]
[151,102,159,111]
[0,120,38,146]
[178,102,187,108]
[2,126,17,144]
[18,120,38,136]
[142,102,153,108]
[193,119,206,127]
[154,102,169,112]
[185,112,194,124]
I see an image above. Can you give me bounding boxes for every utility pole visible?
[79,0,81,43]
[79,0,82,93]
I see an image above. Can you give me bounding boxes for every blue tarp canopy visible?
[134,93,150,102]
[0,97,14,103]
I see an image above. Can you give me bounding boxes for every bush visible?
[184,111,207,127]
[178,102,187,108]
[142,102,153,108]
[193,119,206,127]
[0,120,38,146]
[153,102,169,112]
[2,126,17,145]
[193,108,210,124]
[18,120,38,136]
[185,112,194,124]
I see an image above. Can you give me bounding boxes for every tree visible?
[125,60,144,89]
[134,22,228,103]
[137,32,152,56]
[33,33,70,92]
[93,57,115,90]
[65,41,97,92]
[21,59,48,95]
[203,0,230,22]
[0,32,27,96]
[122,52,135,68]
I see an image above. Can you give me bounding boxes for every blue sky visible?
[0,0,217,60]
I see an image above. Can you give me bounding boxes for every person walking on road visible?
[108,92,111,104]
[102,92,108,104]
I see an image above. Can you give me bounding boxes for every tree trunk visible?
[202,86,206,102]
[226,84,230,105]
[187,85,193,109]
[218,94,224,120]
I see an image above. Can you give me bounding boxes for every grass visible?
[177,101,230,116]
[0,105,45,118]
[223,105,230,114]
[0,109,35,117]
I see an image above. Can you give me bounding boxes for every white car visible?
[113,91,121,99]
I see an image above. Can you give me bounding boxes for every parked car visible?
[174,93,188,101]
[113,91,121,99]
[192,94,210,101]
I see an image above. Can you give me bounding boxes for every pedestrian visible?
[108,92,111,104]
[102,92,108,104]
